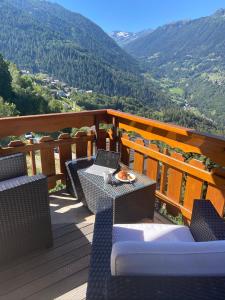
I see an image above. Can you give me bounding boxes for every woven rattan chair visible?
[86,200,225,300]
[65,156,95,204]
[0,153,53,265]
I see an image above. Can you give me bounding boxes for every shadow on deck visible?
[0,190,168,300]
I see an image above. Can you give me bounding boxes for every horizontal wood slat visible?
[0,135,95,155]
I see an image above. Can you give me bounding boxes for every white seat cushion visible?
[111,223,225,276]
[112,223,195,244]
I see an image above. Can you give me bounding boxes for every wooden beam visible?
[0,110,108,138]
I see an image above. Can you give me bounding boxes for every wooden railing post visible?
[206,169,225,216]
[75,131,89,158]
[109,116,118,152]
[183,159,205,212]
[120,133,130,166]
[39,136,56,189]
[58,133,72,184]
[167,152,184,204]
[159,148,169,194]
[29,138,37,175]
[94,115,101,150]
[87,130,94,157]
[133,138,145,174]
[146,144,159,181]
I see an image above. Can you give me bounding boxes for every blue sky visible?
[51,0,225,32]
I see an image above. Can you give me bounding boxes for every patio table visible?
[77,167,156,223]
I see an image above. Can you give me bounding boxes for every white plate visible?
[115,172,136,183]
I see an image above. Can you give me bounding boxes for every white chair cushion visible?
[111,223,225,276]
[112,223,195,243]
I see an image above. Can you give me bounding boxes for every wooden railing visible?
[0,110,109,189]
[1,108,225,220]
[107,109,225,220]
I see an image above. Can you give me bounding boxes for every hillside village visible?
[21,70,93,100]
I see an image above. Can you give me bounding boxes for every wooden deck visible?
[0,190,168,300]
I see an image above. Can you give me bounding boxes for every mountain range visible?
[125,9,225,76]
[110,29,153,46]
[0,0,168,108]
[124,9,225,130]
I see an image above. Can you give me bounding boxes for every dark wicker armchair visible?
[0,153,53,265]
[65,156,95,205]
[87,200,225,300]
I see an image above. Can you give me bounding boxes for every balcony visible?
[0,109,225,299]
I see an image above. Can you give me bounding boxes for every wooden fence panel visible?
[167,152,184,204]
[133,138,145,174]
[183,159,205,211]
[146,144,159,181]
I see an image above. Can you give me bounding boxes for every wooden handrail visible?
[107,109,225,167]
[107,109,193,136]
[0,109,108,138]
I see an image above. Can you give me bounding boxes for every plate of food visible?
[115,169,136,183]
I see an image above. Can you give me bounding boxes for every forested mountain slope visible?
[124,9,225,131]
[0,0,168,106]
[125,9,225,77]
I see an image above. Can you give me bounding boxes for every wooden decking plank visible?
[0,223,93,276]
[0,231,93,284]
[0,244,91,296]
[0,222,91,275]
[54,224,94,247]
[26,269,89,300]
[53,221,93,239]
[52,223,68,231]
[2,256,90,300]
